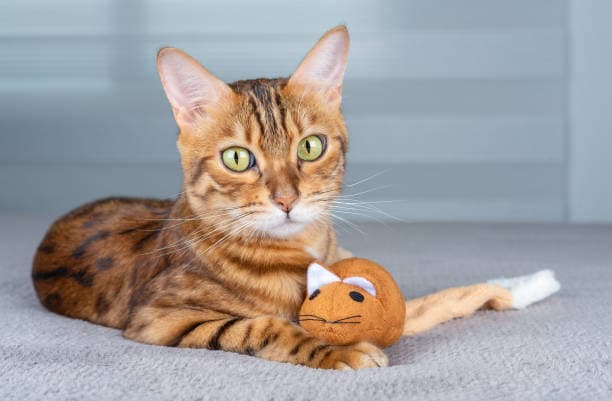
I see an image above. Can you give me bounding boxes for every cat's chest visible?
[189,247,312,318]
[229,258,308,318]
[252,272,306,318]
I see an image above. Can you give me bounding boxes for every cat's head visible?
[157,26,350,238]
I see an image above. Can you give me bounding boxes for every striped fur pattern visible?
[32,26,388,369]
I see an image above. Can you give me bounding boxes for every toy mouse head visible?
[299,257,405,348]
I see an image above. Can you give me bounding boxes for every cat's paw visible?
[317,341,388,370]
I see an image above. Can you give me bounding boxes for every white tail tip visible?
[488,270,561,309]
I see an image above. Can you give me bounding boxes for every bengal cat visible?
[32,26,387,370]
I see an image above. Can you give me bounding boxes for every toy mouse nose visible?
[273,194,298,213]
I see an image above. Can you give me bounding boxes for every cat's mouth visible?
[252,203,321,238]
[270,213,303,225]
[280,215,301,225]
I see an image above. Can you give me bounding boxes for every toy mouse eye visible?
[309,289,321,300]
[349,291,364,302]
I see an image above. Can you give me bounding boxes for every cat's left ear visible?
[288,26,350,110]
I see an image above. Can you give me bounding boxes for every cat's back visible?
[32,197,172,327]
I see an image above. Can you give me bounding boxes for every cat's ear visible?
[157,47,233,128]
[288,26,350,110]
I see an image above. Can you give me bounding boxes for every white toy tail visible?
[488,270,560,309]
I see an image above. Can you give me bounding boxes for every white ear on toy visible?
[306,263,378,298]
[307,262,340,296]
[343,276,377,297]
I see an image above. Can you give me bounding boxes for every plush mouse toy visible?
[299,257,560,348]
[299,258,405,348]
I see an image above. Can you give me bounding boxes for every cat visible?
[31,26,388,370]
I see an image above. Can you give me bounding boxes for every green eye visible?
[297,135,325,161]
[221,147,255,172]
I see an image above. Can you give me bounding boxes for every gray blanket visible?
[1,216,611,400]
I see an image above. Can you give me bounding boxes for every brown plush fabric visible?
[403,283,513,336]
[300,258,405,348]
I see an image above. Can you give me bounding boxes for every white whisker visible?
[328,212,366,236]
[141,211,256,256]
[345,169,390,188]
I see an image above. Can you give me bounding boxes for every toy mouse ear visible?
[307,262,341,297]
[343,276,377,297]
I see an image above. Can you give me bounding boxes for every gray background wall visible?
[0,0,610,222]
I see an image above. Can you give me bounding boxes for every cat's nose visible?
[273,194,298,213]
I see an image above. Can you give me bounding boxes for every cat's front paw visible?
[317,341,388,370]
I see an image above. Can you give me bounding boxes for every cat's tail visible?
[403,270,561,336]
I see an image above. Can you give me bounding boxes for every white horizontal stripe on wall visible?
[0,0,565,37]
[0,1,114,36]
[0,31,565,87]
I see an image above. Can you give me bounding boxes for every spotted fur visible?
[32,26,387,370]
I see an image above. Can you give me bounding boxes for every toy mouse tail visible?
[403,270,561,336]
[487,269,561,309]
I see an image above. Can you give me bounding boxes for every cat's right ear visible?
[157,47,233,128]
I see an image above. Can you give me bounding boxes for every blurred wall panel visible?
[0,0,568,221]
[569,0,612,222]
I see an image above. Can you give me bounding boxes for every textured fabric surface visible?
[1,216,611,401]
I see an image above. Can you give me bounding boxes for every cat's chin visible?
[251,204,321,239]
[260,219,308,239]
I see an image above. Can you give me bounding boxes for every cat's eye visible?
[297,135,325,161]
[221,147,255,172]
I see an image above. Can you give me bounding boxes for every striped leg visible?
[124,306,387,370]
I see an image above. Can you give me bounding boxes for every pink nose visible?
[273,194,298,213]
